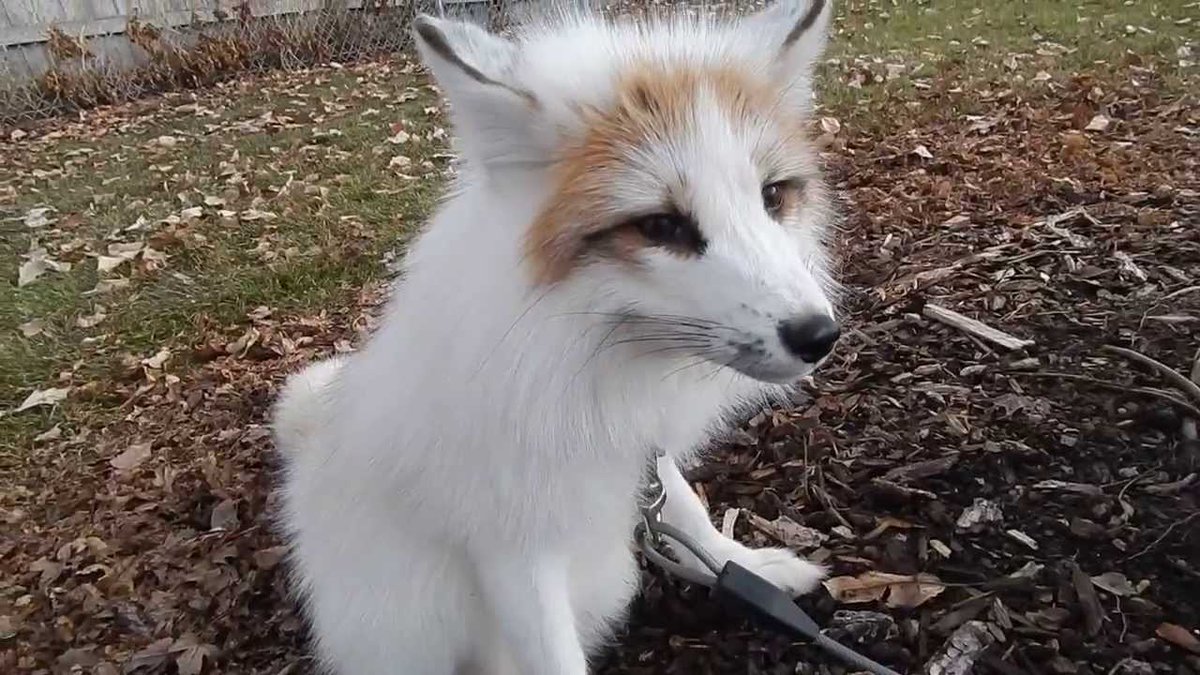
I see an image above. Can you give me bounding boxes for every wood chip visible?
[1070,563,1105,637]
[882,453,960,483]
[721,508,739,539]
[925,621,997,675]
[1155,623,1200,654]
[1005,529,1039,550]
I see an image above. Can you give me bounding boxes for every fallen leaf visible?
[1090,571,1137,597]
[110,443,152,472]
[34,425,62,442]
[126,638,174,671]
[76,306,108,328]
[18,319,46,337]
[823,571,946,608]
[176,644,217,675]
[886,573,947,608]
[746,512,827,549]
[389,155,412,169]
[824,574,891,603]
[142,348,172,369]
[1085,114,1111,132]
[240,209,277,221]
[253,545,289,570]
[819,117,841,135]
[29,557,63,586]
[56,647,99,668]
[913,144,934,159]
[226,327,261,357]
[18,258,47,286]
[23,206,55,228]
[88,277,131,294]
[210,499,240,531]
[1156,623,1200,654]
[15,387,70,412]
[96,255,128,273]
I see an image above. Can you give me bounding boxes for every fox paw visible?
[724,545,826,597]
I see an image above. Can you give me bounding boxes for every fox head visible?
[414,0,840,384]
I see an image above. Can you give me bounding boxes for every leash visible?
[635,451,903,675]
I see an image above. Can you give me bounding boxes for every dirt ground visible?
[3,17,1199,675]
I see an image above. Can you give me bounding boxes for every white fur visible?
[274,2,838,673]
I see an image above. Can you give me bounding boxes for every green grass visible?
[0,0,1196,457]
[0,64,442,455]
[818,0,1196,129]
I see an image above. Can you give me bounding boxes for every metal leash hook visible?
[637,449,903,675]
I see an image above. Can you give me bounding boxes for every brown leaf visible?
[209,499,240,531]
[142,348,172,369]
[1084,114,1111,132]
[18,318,46,337]
[823,571,946,608]
[176,644,217,675]
[15,387,70,412]
[110,442,153,472]
[824,574,892,604]
[29,557,63,586]
[884,573,947,608]
[253,545,289,570]
[1090,571,1137,597]
[745,512,827,550]
[18,258,47,286]
[1156,623,1200,654]
[34,425,62,443]
[56,647,100,668]
[126,637,174,670]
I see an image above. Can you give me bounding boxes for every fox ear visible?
[412,14,544,166]
[734,0,833,111]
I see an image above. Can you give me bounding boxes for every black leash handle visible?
[713,561,904,675]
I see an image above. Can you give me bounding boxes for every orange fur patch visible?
[524,62,810,285]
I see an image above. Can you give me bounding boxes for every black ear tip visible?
[413,14,441,42]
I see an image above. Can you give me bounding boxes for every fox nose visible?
[777,315,840,362]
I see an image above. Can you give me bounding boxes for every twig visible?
[1101,345,1200,403]
[1184,347,1200,441]
[1162,285,1200,302]
[1014,372,1200,419]
[1138,285,1200,330]
[1122,511,1200,562]
[923,303,1035,351]
[812,470,855,532]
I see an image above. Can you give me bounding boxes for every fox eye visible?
[762,179,801,218]
[631,212,706,255]
[763,180,792,213]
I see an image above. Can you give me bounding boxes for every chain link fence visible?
[0,0,523,128]
[0,0,751,130]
